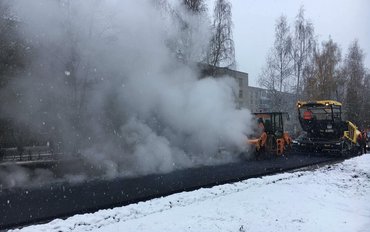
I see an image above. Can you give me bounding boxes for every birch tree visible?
[207,0,235,69]
[153,0,210,63]
[292,6,315,100]
[258,15,293,111]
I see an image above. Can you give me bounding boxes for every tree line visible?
[258,6,370,128]
[154,0,235,69]
[0,0,236,148]
[0,0,235,87]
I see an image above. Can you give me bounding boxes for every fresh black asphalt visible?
[0,152,341,230]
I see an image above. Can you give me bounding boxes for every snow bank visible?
[12,154,370,232]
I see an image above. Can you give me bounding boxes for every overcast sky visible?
[211,0,370,87]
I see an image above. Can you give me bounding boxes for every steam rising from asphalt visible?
[0,0,252,187]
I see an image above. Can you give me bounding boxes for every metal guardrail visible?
[0,146,55,163]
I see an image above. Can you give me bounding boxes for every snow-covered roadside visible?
[13,154,370,232]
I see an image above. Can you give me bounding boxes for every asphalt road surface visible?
[0,152,341,230]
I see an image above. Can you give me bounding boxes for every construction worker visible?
[303,110,313,120]
[247,118,267,157]
[362,130,367,153]
[358,130,366,154]
[256,118,264,133]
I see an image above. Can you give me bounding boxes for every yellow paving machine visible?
[293,100,361,156]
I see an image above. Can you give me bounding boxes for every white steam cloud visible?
[0,0,252,186]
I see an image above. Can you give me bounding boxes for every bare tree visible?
[362,72,370,128]
[207,0,235,69]
[273,15,293,93]
[153,0,210,63]
[0,2,11,87]
[258,55,277,91]
[0,1,28,114]
[180,0,209,63]
[258,15,293,111]
[343,40,366,126]
[292,6,315,100]
[313,38,341,100]
[334,65,347,103]
[183,0,207,13]
[0,1,25,88]
[301,66,317,100]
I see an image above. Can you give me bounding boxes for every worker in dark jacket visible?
[362,131,367,153]
[359,130,367,154]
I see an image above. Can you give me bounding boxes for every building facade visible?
[198,64,295,114]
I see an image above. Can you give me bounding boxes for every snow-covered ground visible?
[13,154,370,232]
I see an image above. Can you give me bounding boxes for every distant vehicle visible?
[293,100,361,156]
